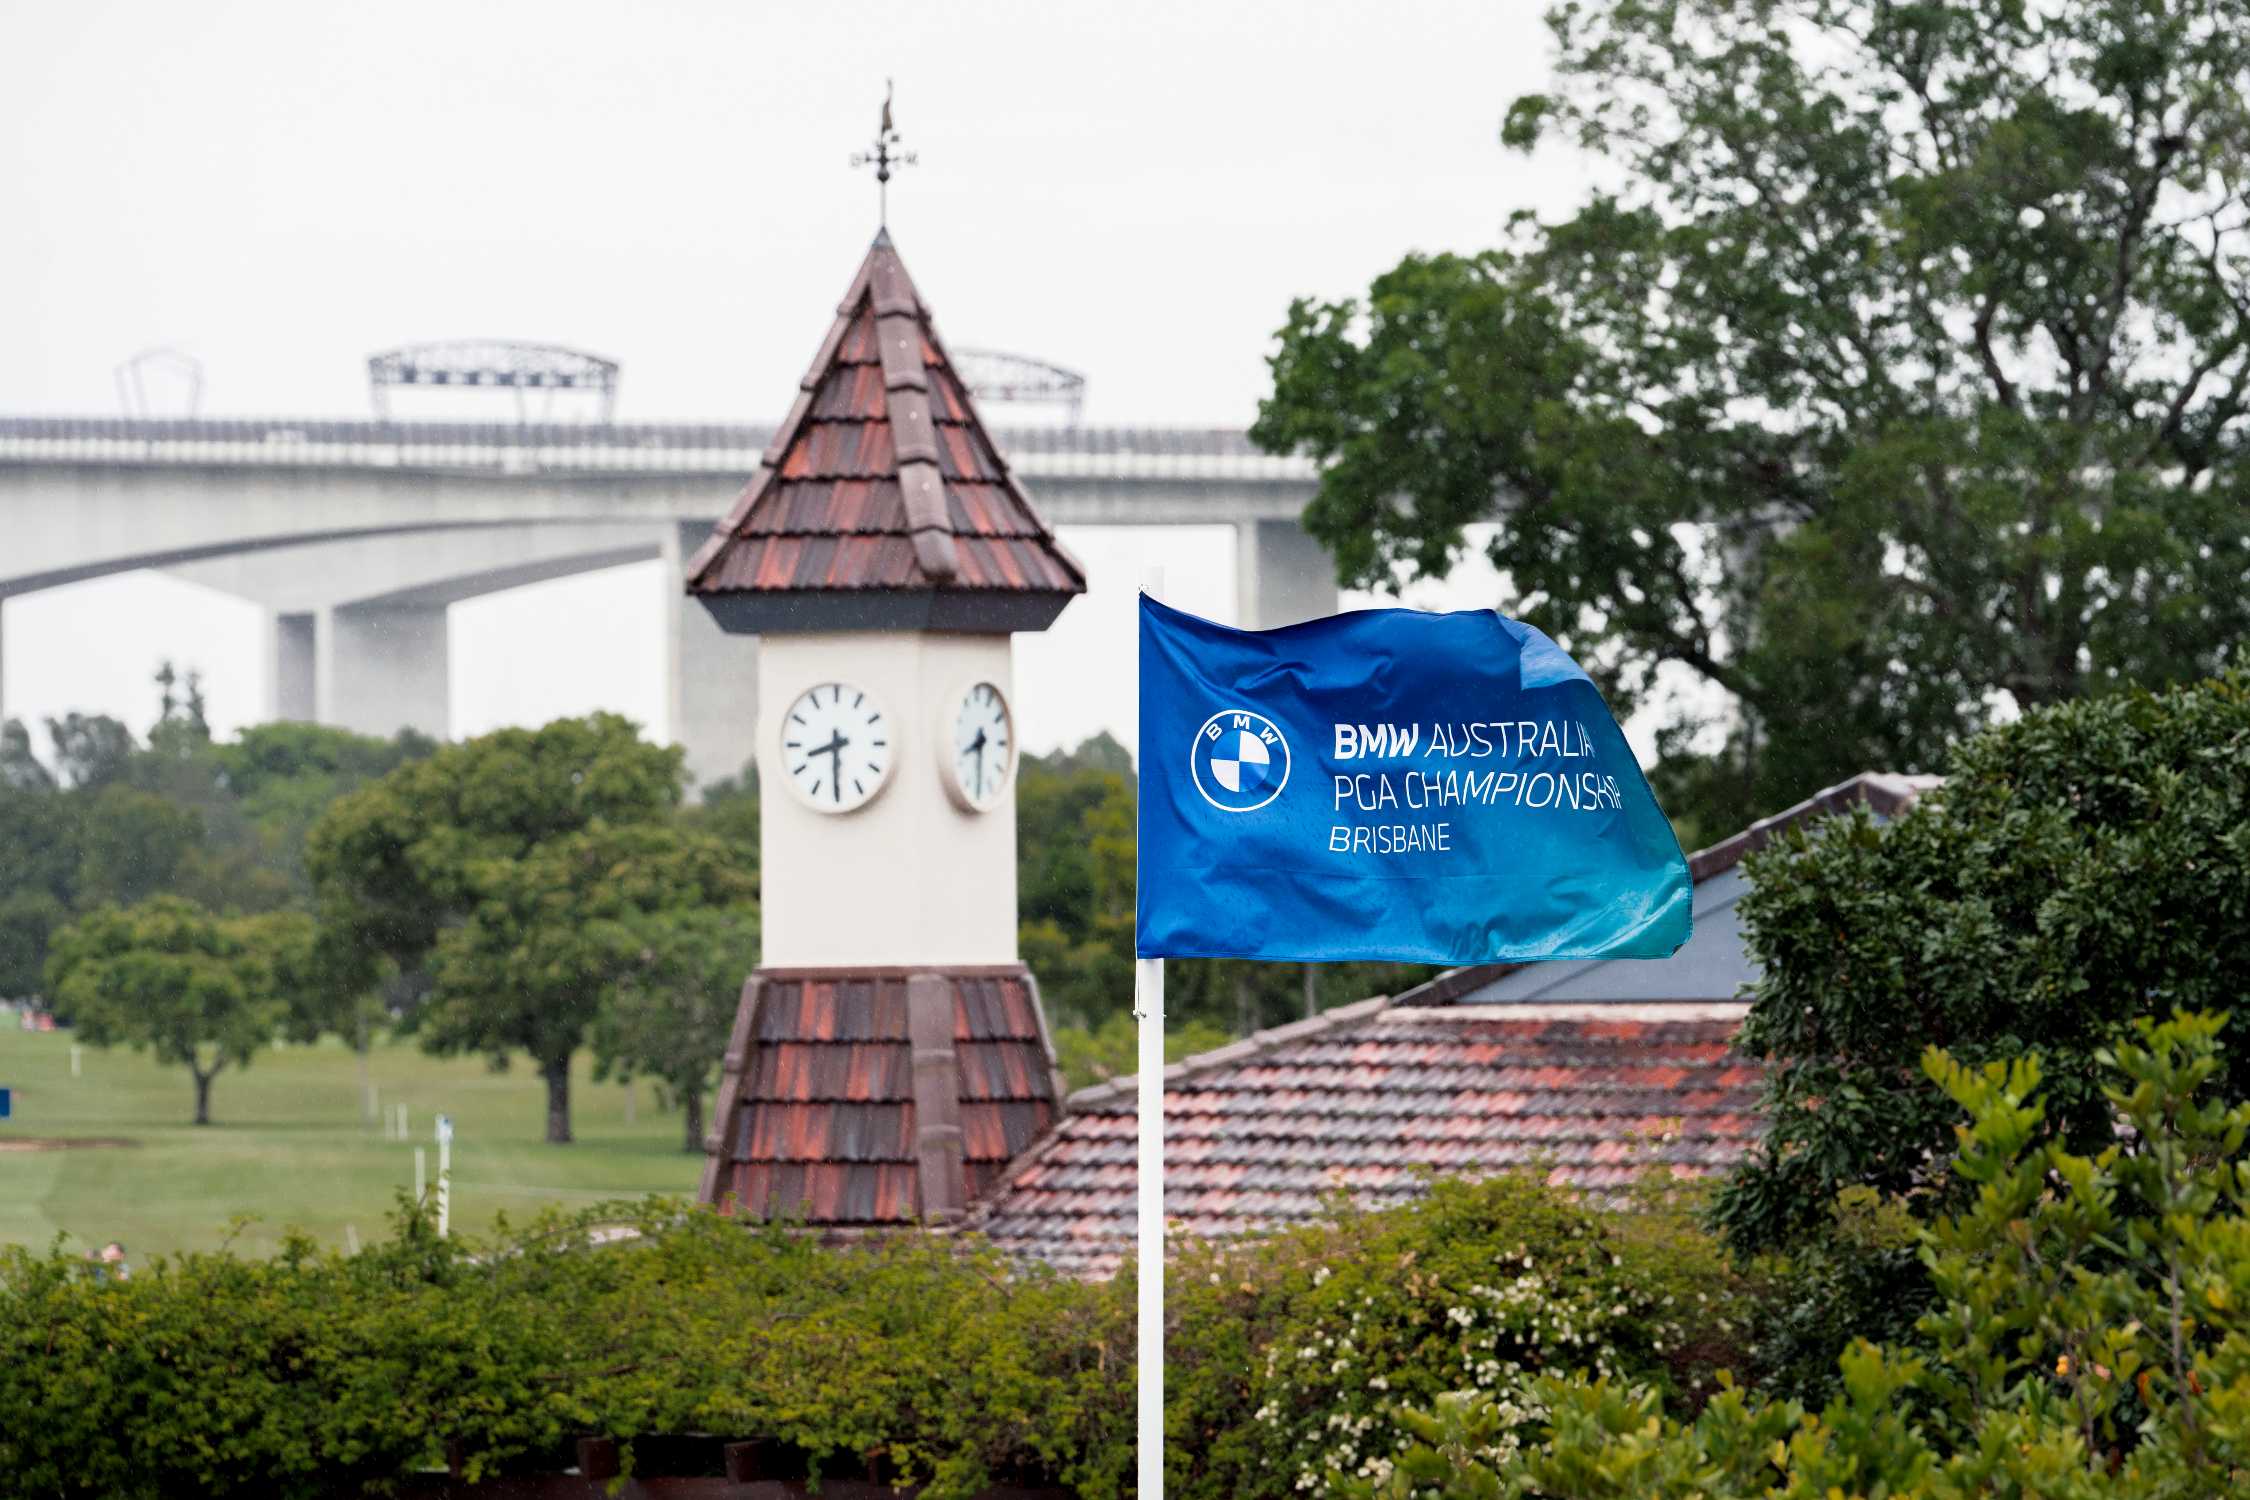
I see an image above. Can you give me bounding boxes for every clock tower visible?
[685,228,1085,1225]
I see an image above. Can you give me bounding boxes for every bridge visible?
[0,416,1331,785]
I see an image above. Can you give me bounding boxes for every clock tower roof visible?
[686,232,1087,634]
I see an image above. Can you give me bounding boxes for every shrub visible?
[1376,1010,2250,1498]
[1719,673,2250,1257]
[1740,1185,1928,1406]
[0,1202,1131,1500]
[1164,1174,1747,1498]
[0,1177,1742,1497]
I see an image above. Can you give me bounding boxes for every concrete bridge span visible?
[0,418,1333,785]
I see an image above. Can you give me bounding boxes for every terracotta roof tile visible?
[968,1006,1762,1277]
[685,232,1085,605]
[703,967,1063,1228]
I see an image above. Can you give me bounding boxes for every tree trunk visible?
[356,1009,375,1126]
[193,1068,215,1126]
[542,1054,573,1144]
[681,1084,705,1155]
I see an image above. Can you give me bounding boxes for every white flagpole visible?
[1135,956,1165,1500]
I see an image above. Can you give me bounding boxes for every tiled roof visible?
[685,231,1086,624]
[699,966,1064,1226]
[967,774,1942,1276]
[969,1000,1758,1277]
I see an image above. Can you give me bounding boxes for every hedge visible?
[0,1175,1742,1499]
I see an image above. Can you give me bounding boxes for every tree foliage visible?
[0,778,77,999]
[423,821,750,1145]
[1386,1010,2250,1499]
[1168,1174,1745,1500]
[309,714,747,1143]
[1717,671,2250,1255]
[588,900,761,1152]
[1017,734,1139,1031]
[1254,0,2250,837]
[0,702,428,1000]
[69,784,201,910]
[306,712,685,982]
[43,895,303,1124]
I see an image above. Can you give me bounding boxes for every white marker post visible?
[435,1114,453,1237]
[1135,957,1164,1500]
[70,1043,81,1078]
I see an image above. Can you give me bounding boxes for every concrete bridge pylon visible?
[155,520,761,787]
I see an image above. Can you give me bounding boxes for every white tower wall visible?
[756,630,1018,968]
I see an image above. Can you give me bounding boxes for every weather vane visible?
[850,80,916,228]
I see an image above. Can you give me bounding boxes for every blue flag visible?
[1136,595,1690,964]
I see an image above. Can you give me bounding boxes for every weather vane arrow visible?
[849,79,917,229]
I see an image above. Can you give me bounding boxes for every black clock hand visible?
[966,727,988,798]
[815,729,848,801]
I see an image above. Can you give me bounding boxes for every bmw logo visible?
[1190,709,1291,812]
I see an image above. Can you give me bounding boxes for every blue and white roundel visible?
[1189,709,1291,812]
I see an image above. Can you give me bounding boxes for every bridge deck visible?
[0,417,1315,483]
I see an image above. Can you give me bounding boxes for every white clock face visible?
[779,681,893,814]
[942,680,1015,812]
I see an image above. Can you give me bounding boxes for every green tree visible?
[72,784,201,910]
[215,719,435,797]
[161,720,436,913]
[1016,739,1138,1030]
[44,896,291,1125]
[589,904,760,1152]
[1717,672,2250,1258]
[0,771,76,1000]
[307,713,684,987]
[307,714,698,1141]
[43,713,135,792]
[307,714,696,1141]
[424,821,751,1144]
[0,719,52,792]
[676,757,760,892]
[1255,0,2250,838]
[0,696,430,1008]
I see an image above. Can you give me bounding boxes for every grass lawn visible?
[0,1025,703,1260]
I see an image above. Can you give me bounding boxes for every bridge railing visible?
[0,416,1317,482]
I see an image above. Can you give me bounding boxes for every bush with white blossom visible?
[1163,1172,1745,1499]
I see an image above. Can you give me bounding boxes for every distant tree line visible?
[3,679,754,1149]
[8,674,1423,1145]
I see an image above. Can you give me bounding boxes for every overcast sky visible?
[1,1,1608,768]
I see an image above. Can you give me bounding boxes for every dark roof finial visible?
[849,79,917,230]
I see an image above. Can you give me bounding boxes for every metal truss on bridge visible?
[950,348,1088,423]
[367,341,622,423]
[0,416,1315,482]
